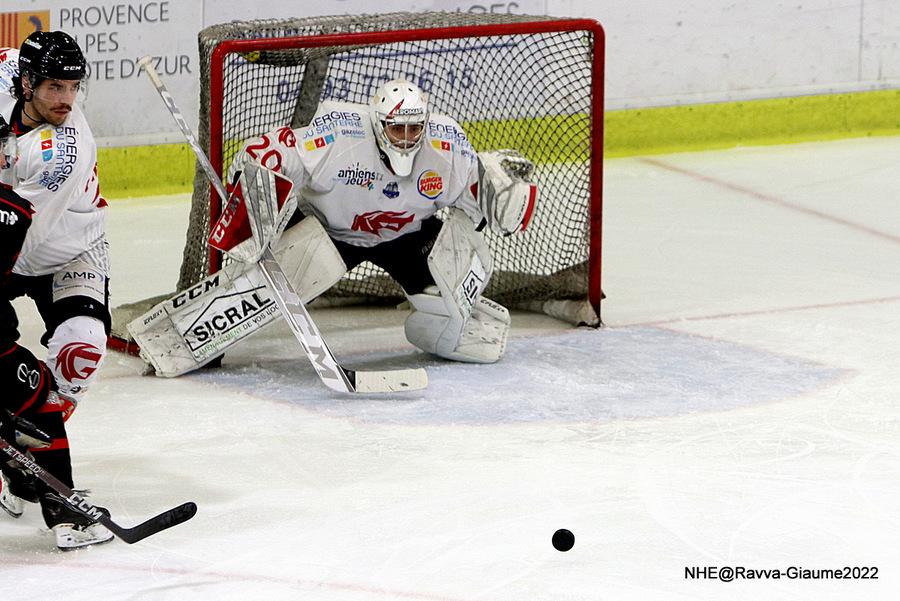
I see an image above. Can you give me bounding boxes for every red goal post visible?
[190,13,604,325]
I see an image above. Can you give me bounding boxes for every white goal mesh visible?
[180,13,604,326]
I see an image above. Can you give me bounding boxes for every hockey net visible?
[117,12,604,339]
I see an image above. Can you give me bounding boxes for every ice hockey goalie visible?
[130,79,537,377]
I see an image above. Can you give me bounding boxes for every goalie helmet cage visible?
[185,12,604,326]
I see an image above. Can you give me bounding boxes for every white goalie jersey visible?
[0,48,106,277]
[227,101,485,247]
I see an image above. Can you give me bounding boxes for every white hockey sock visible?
[46,316,107,404]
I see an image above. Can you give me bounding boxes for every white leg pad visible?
[405,287,463,357]
[405,290,510,363]
[426,208,493,319]
[128,218,346,378]
[127,262,282,377]
[46,316,107,402]
[404,208,510,363]
[272,216,347,302]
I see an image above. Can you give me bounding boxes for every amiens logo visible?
[417,170,443,199]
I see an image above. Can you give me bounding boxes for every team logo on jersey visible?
[276,126,297,148]
[304,134,334,151]
[57,342,102,382]
[351,210,415,236]
[382,182,399,199]
[417,170,443,199]
[40,130,53,161]
[431,139,452,152]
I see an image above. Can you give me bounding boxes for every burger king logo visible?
[417,170,443,200]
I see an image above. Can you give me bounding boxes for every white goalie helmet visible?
[370,79,429,177]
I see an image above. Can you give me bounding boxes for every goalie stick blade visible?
[347,367,429,393]
[105,501,198,544]
[257,249,428,394]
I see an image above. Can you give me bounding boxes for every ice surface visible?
[2,137,899,601]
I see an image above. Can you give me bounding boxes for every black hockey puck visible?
[552,529,575,552]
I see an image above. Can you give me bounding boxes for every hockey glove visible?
[0,409,52,450]
[475,149,537,235]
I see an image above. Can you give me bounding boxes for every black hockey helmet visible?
[19,31,86,81]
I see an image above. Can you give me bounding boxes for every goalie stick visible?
[137,56,427,394]
[0,436,197,544]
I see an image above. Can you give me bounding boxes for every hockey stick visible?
[0,436,197,544]
[137,56,427,393]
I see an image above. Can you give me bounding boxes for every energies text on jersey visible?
[0,48,106,276]
[229,101,483,247]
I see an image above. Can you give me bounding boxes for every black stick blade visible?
[108,501,198,544]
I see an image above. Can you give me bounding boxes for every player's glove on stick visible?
[0,410,51,502]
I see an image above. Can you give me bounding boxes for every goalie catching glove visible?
[476,149,538,234]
